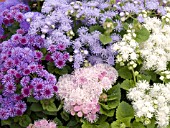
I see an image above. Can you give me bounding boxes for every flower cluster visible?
[0,33,58,120]
[0,2,30,41]
[113,15,170,72]
[140,17,170,71]
[57,64,118,122]
[26,0,122,69]
[112,26,139,68]
[127,80,170,127]
[27,119,57,128]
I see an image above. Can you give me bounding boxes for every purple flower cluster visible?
[46,43,70,69]
[0,95,26,120]
[27,0,122,69]
[114,0,167,23]
[72,28,118,69]
[0,3,30,40]
[0,33,58,120]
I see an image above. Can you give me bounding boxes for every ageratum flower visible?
[128,81,170,127]
[57,64,118,122]
[0,2,30,42]
[0,34,58,120]
[27,119,57,128]
[27,0,122,69]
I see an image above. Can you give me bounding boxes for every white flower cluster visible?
[162,7,170,23]
[141,17,170,71]
[160,70,170,81]
[127,80,170,127]
[112,26,139,68]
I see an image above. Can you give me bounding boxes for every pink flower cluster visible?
[57,64,118,122]
[27,119,57,128]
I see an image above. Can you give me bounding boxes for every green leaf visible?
[42,110,57,115]
[82,122,110,128]
[58,126,68,128]
[105,18,113,23]
[118,66,132,79]
[146,118,156,128]
[61,111,70,121]
[27,96,38,102]
[95,115,107,124]
[1,119,11,126]
[30,102,43,112]
[100,106,115,117]
[47,62,55,73]
[137,74,151,82]
[10,124,21,128]
[55,67,68,75]
[35,112,47,118]
[135,27,150,43]
[99,34,112,45]
[131,121,145,128]
[54,117,63,126]
[97,122,110,128]
[116,101,134,127]
[142,70,157,82]
[107,85,121,102]
[41,99,57,112]
[123,23,129,30]
[89,25,104,33]
[82,123,97,128]
[107,85,121,108]
[19,115,32,127]
[120,79,135,90]
[99,85,120,117]
[100,102,113,110]
[41,48,47,54]
[67,119,78,127]
[111,120,124,128]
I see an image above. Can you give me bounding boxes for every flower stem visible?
[132,68,137,85]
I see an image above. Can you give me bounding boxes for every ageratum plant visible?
[0,1,30,42]
[1,0,170,128]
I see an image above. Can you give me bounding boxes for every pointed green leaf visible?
[30,102,43,112]
[19,115,31,127]
[131,121,145,128]
[111,120,124,128]
[118,66,132,79]
[54,117,63,126]
[100,106,115,117]
[89,25,104,33]
[99,34,112,45]
[61,111,70,121]
[27,96,38,103]
[135,27,150,43]
[120,79,135,90]
[116,101,134,127]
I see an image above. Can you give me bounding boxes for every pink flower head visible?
[57,43,66,51]
[27,119,57,128]
[57,64,118,122]
[15,12,24,22]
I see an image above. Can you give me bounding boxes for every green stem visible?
[37,1,41,12]
[132,68,137,85]
[144,0,146,7]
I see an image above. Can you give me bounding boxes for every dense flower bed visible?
[1,0,170,128]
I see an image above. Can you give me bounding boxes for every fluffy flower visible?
[27,119,57,128]
[128,81,170,127]
[140,17,170,71]
[57,64,118,122]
